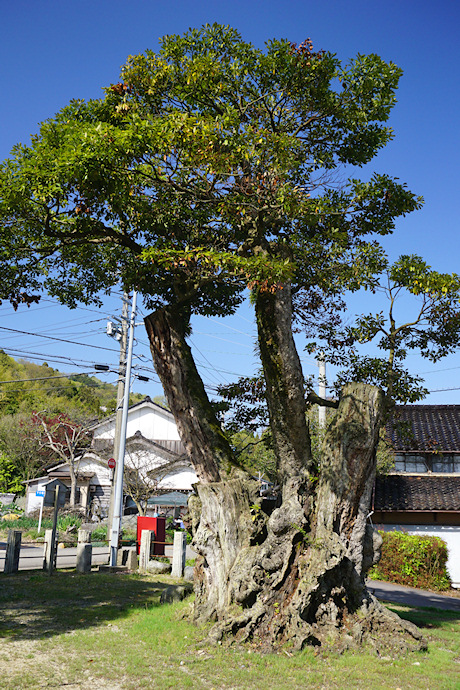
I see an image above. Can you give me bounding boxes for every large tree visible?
[1,25,431,651]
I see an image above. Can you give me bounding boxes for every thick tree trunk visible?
[255,285,312,485]
[190,383,426,653]
[144,306,234,483]
[254,285,312,544]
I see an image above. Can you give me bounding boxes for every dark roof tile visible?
[375,474,460,512]
[387,405,460,451]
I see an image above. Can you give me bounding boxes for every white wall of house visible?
[78,456,111,487]
[26,478,49,514]
[159,467,197,491]
[93,401,180,443]
[379,524,460,588]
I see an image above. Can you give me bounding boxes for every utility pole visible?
[318,352,327,429]
[110,291,137,566]
[107,293,129,537]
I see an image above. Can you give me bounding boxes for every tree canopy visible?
[0,24,421,313]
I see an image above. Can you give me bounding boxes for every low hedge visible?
[369,530,451,591]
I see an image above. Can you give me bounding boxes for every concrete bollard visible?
[139,529,155,570]
[171,531,187,578]
[117,546,138,569]
[77,529,92,543]
[43,529,57,571]
[4,529,21,574]
[76,529,92,574]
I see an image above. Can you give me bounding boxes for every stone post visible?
[43,529,56,571]
[117,546,138,569]
[139,529,155,570]
[4,529,21,574]
[171,531,187,578]
[76,529,92,574]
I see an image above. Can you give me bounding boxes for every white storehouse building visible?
[25,397,197,516]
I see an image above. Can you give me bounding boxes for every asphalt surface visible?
[367,579,460,612]
[0,541,196,571]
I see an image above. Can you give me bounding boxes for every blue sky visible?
[0,0,459,404]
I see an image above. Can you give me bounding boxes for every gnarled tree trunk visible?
[144,302,425,654]
[190,382,425,652]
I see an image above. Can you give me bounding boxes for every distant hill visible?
[0,350,144,418]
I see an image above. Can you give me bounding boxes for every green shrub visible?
[90,524,108,541]
[57,514,82,532]
[0,513,83,541]
[369,530,451,591]
[0,515,44,531]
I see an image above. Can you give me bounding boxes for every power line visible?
[0,371,113,385]
[0,347,112,369]
[0,325,119,353]
[193,331,253,349]
[417,365,460,375]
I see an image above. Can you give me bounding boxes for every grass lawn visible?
[0,570,459,690]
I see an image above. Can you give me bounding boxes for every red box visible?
[136,516,166,555]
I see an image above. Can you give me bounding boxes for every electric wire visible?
[0,371,109,385]
[0,325,120,353]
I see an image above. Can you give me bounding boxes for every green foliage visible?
[369,530,451,591]
[230,429,276,480]
[0,512,84,541]
[0,350,128,417]
[0,24,429,489]
[0,24,421,320]
[90,524,108,541]
[0,453,24,493]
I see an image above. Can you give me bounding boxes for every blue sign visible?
[35,490,46,497]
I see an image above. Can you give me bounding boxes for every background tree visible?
[0,25,428,651]
[0,414,52,490]
[32,412,92,507]
[301,254,460,407]
[0,453,24,494]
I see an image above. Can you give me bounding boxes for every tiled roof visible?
[387,405,460,452]
[374,474,460,512]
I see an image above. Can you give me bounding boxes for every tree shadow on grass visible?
[0,570,180,641]
[386,604,460,631]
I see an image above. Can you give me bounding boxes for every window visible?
[395,453,460,473]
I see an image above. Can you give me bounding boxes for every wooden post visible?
[43,529,54,571]
[4,529,21,574]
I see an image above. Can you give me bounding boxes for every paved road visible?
[0,542,196,571]
[0,543,111,570]
[367,579,460,612]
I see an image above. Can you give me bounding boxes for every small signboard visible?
[35,490,46,497]
[108,458,116,469]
